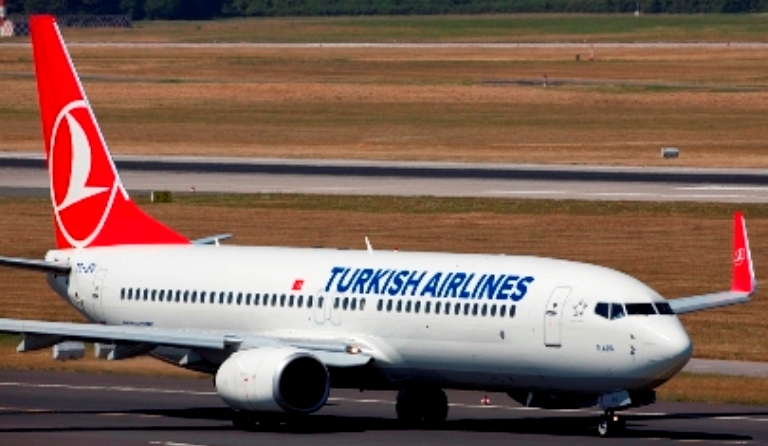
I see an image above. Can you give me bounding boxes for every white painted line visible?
[679,186,768,191]
[149,442,212,446]
[0,381,216,396]
[713,416,749,420]
[487,190,566,195]
[584,192,657,197]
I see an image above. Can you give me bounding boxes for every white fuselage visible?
[45,245,692,395]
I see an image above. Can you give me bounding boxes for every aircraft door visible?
[314,292,325,324]
[88,268,107,323]
[544,287,571,347]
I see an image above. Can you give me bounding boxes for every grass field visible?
[1,16,767,167]
[3,15,768,43]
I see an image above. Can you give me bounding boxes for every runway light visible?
[481,395,491,405]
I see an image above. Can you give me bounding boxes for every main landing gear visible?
[396,386,449,425]
[597,410,626,437]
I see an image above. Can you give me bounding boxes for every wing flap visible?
[0,319,372,367]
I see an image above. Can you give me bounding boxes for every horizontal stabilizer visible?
[192,234,233,245]
[0,255,70,274]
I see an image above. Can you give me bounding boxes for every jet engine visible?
[215,347,330,414]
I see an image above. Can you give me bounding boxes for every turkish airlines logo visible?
[49,100,120,248]
[734,248,746,267]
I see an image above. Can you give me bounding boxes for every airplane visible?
[0,15,757,438]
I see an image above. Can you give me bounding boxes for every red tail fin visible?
[30,15,187,249]
[731,211,755,294]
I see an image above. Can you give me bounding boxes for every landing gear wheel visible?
[597,412,625,437]
[396,386,449,426]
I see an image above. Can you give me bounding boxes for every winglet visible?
[731,211,756,294]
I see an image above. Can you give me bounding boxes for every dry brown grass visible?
[1,45,767,166]
[657,373,768,406]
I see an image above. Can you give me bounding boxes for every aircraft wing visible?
[0,318,371,368]
[668,212,756,315]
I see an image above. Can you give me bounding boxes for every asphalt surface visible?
[1,154,767,202]
[1,370,766,446]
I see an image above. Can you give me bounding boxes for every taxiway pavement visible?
[1,153,767,202]
[0,370,766,446]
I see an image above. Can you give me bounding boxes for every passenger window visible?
[414,301,421,313]
[509,305,516,318]
[183,291,189,303]
[193,291,199,303]
[481,304,487,316]
[271,294,277,306]
[280,294,286,307]
[434,302,441,314]
[175,291,181,303]
[405,301,412,313]
[219,292,225,304]
[454,303,461,315]
[387,300,393,312]
[307,295,313,308]
[245,293,251,305]
[351,298,357,311]
[445,303,451,315]
[611,303,626,320]
[595,302,610,319]
[464,303,470,316]
[425,302,431,314]
[396,300,402,313]
[656,302,675,315]
[377,299,384,311]
[343,297,349,310]
[143,289,149,301]
[490,304,496,317]
[360,298,366,311]
[334,297,340,309]
[500,305,507,317]
[472,303,478,316]
[318,296,324,308]
[227,292,233,305]
[236,293,242,305]
[297,295,303,308]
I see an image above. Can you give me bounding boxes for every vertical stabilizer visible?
[30,15,188,249]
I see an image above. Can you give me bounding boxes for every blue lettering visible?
[366,269,391,294]
[511,276,535,301]
[458,273,475,298]
[495,275,519,300]
[388,270,409,296]
[481,274,504,299]
[420,273,442,297]
[471,274,487,298]
[325,267,346,292]
[437,273,454,297]
[352,268,374,294]
[444,273,466,298]
[337,268,359,293]
[402,270,427,296]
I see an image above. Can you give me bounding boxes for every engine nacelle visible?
[215,347,330,414]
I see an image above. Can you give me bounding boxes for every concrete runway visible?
[1,153,767,202]
[1,370,766,446]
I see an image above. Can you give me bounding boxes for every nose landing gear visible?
[597,411,626,437]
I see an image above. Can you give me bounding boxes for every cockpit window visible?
[595,302,610,319]
[610,303,625,320]
[655,302,675,315]
[625,303,657,315]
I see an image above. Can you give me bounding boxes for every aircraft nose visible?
[648,321,693,379]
